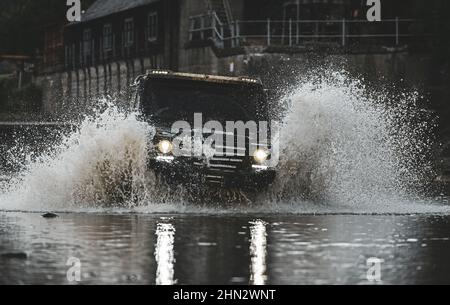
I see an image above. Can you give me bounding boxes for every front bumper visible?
[148,156,276,190]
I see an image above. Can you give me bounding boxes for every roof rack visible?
[145,69,262,85]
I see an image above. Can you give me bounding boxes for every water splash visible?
[0,101,177,211]
[264,70,438,208]
[0,72,447,214]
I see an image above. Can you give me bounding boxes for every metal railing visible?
[189,14,428,48]
[189,11,225,47]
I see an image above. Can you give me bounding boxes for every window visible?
[83,29,92,56]
[103,23,113,51]
[124,18,134,46]
[147,12,158,42]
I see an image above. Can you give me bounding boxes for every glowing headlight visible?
[157,140,173,154]
[253,148,269,164]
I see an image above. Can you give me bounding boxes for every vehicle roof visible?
[144,70,263,86]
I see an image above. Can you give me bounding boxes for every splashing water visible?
[263,70,441,212]
[0,102,171,211]
[0,72,448,214]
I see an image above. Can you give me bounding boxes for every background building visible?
[34,0,448,127]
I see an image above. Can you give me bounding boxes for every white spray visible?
[0,72,446,214]
[265,70,437,209]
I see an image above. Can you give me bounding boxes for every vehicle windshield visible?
[141,78,267,125]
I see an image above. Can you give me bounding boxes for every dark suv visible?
[132,70,276,190]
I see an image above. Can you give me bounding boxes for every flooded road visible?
[1,212,450,285]
[1,72,449,285]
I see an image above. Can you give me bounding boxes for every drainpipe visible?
[296,0,300,45]
[18,61,24,90]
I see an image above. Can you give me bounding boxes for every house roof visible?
[80,0,159,23]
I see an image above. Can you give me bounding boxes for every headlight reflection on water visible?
[155,223,176,285]
[249,220,268,285]
[154,220,268,285]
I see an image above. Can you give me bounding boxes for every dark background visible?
[0,0,449,158]
[0,0,95,56]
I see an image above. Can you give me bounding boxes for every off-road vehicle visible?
[132,70,276,190]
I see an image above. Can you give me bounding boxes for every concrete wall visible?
[35,55,165,116]
[177,46,433,88]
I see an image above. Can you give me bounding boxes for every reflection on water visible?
[154,219,268,285]
[249,220,267,285]
[1,213,450,284]
[155,223,176,285]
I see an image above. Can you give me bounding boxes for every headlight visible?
[253,148,269,164]
[157,140,173,154]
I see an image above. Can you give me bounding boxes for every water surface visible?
[1,212,450,285]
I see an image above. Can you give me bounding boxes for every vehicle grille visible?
[201,132,263,185]
[205,155,247,185]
